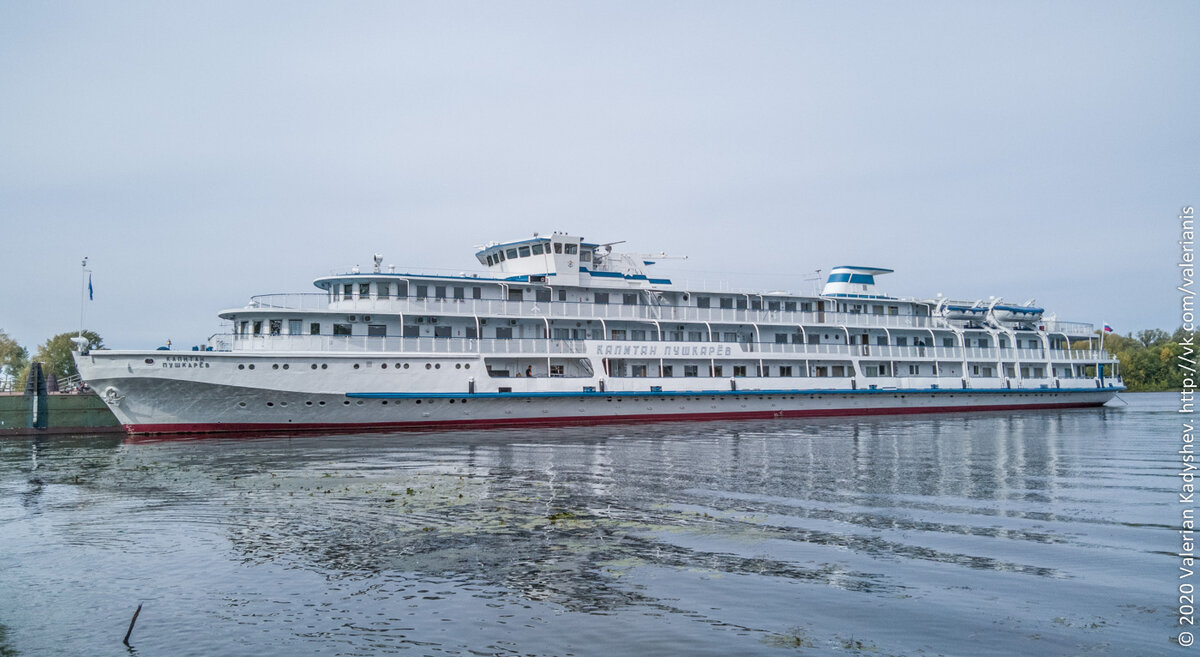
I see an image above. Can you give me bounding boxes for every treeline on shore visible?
[0,327,1191,393]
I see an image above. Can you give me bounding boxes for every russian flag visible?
[1103,323,1112,333]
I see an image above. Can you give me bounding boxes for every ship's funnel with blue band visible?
[821,266,893,298]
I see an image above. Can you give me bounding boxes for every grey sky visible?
[1,1,1195,351]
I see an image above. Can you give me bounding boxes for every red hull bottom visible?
[124,400,1109,437]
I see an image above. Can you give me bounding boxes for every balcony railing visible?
[210,333,1115,363]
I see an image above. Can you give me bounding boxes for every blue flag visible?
[88,273,93,301]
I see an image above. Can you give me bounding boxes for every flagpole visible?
[79,257,88,340]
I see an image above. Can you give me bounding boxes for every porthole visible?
[460,399,467,404]
[145,358,155,365]
[464,364,470,370]
[382,400,388,405]
[356,400,364,406]
[282,364,289,370]
[238,364,245,370]
[381,363,388,369]
[311,364,317,370]
[266,402,275,407]
[318,401,326,406]
[305,401,313,406]
[435,363,441,369]
[425,363,432,370]
[321,363,328,369]
[248,364,255,370]
[456,363,462,369]
[280,401,288,407]
[450,399,455,404]
[272,364,279,370]
[343,401,351,405]
[416,399,422,404]
[395,362,402,369]
[237,401,247,408]
[353,363,360,370]
[404,363,410,369]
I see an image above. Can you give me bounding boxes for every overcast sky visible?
[1,1,1195,351]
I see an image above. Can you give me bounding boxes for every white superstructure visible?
[75,233,1123,435]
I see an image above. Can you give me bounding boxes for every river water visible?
[0,392,1182,656]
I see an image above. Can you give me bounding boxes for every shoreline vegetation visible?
[0,327,1187,394]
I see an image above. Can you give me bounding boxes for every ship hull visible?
[84,374,1118,435]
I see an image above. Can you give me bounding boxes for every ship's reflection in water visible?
[0,397,1175,656]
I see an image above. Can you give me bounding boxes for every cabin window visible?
[550,364,564,376]
[506,248,518,259]
[495,327,513,339]
[720,298,733,309]
[669,330,683,341]
[580,250,591,262]
[397,281,409,297]
[343,283,352,298]
[944,337,955,347]
[368,324,387,337]
[518,246,531,258]
[252,320,263,335]
[768,300,780,311]
[775,333,787,344]
[558,289,566,301]
[872,305,884,315]
[564,244,578,255]
[434,326,451,338]
[532,243,544,255]
[359,283,370,298]
[594,292,609,304]
[240,320,249,335]
[791,334,803,344]
[465,327,477,338]
[712,365,723,377]
[697,296,710,308]
[733,365,747,377]
[416,285,428,299]
[377,282,390,298]
[877,336,887,346]
[454,286,464,300]
[684,365,698,377]
[889,306,899,315]
[472,287,482,299]
[785,301,797,312]
[267,319,281,335]
[536,289,551,303]
[508,289,523,301]
[723,332,737,342]
[750,299,762,310]
[780,366,793,376]
[611,329,626,340]
[554,243,563,254]
[622,293,638,305]
[288,319,302,335]
[631,364,647,377]
[814,366,828,377]
[801,302,813,311]
[403,325,419,337]
[832,365,846,377]
[736,299,747,310]
[978,338,989,348]
[333,324,352,336]
[662,365,673,377]
[434,286,446,299]
[688,331,703,341]
[896,337,907,346]
[310,322,321,335]
[631,329,646,341]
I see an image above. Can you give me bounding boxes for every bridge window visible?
[565,244,578,255]
[736,299,747,310]
[506,248,518,259]
[343,283,352,298]
[751,299,762,311]
[497,251,506,262]
[486,254,494,266]
[580,249,591,262]
[768,300,780,311]
[532,243,544,255]
[516,246,529,257]
[360,283,370,297]
[785,301,797,311]
[554,243,563,254]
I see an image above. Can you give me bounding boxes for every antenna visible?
[373,254,383,273]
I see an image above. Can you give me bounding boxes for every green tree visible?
[1136,328,1170,347]
[32,330,103,380]
[0,330,28,386]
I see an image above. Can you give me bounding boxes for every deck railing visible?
[236,293,1097,336]
[209,333,1114,362]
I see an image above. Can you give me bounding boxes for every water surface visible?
[0,392,1179,655]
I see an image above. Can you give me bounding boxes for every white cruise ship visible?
[75,233,1123,435]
